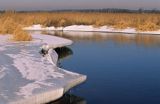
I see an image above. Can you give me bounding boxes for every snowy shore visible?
[0,34,86,104]
[23,24,160,35]
[0,34,73,48]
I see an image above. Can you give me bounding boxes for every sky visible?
[0,0,159,11]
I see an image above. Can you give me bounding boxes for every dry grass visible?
[137,22,159,31]
[0,12,32,41]
[0,12,160,40]
[12,12,160,31]
[0,17,17,34]
[12,26,32,41]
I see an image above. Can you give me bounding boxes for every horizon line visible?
[0,8,160,12]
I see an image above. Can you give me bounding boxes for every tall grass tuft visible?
[12,26,32,41]
[0,12,32,41]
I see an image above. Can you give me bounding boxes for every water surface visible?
[39,31,160,104]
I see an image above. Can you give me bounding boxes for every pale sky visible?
[0,0,159,11]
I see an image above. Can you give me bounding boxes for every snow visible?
[23,24,45,31]
[140,30,160,35]
[0,33,73,49]
[23,25,160,35]
[0,35,86,104]
[32,34,73,48]
[64,25,160,34]
[63,25,160,34]
[23,24,63,31]
[64,25,94,32]
[0,35,10,43]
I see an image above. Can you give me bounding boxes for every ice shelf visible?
[0,34,86,104]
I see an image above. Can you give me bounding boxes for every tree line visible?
[0,8,160,13]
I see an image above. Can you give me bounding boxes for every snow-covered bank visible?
[23,24,63,31]
[31,34,73,48]
[23,24,160,35]
[0,34,86,104]
[0,34,73,48]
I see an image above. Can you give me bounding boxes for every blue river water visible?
[41,32,160,104]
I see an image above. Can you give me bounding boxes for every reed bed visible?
[0,11,160,41]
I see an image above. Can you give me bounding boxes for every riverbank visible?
[23,25,160,35]
[1,12,160,32]
[0,33,72,47]
[0,34,86,104]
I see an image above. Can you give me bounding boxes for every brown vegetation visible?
[0,11,160,41]
[0,11,32,41]
[12,26,32,41]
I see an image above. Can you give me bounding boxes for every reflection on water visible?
[54,47,73,68]
[29,30,160,47]
[61,32,160,47]
[47,93,86,104]
[55,47,73,61]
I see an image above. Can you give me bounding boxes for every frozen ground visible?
[23,24,160,35]
[0,34,86,104]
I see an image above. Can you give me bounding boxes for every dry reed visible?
[0,12,160,41]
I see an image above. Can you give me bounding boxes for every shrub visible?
[114,20,130,29]
[12,27,32,41]
[137,22,159,31]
